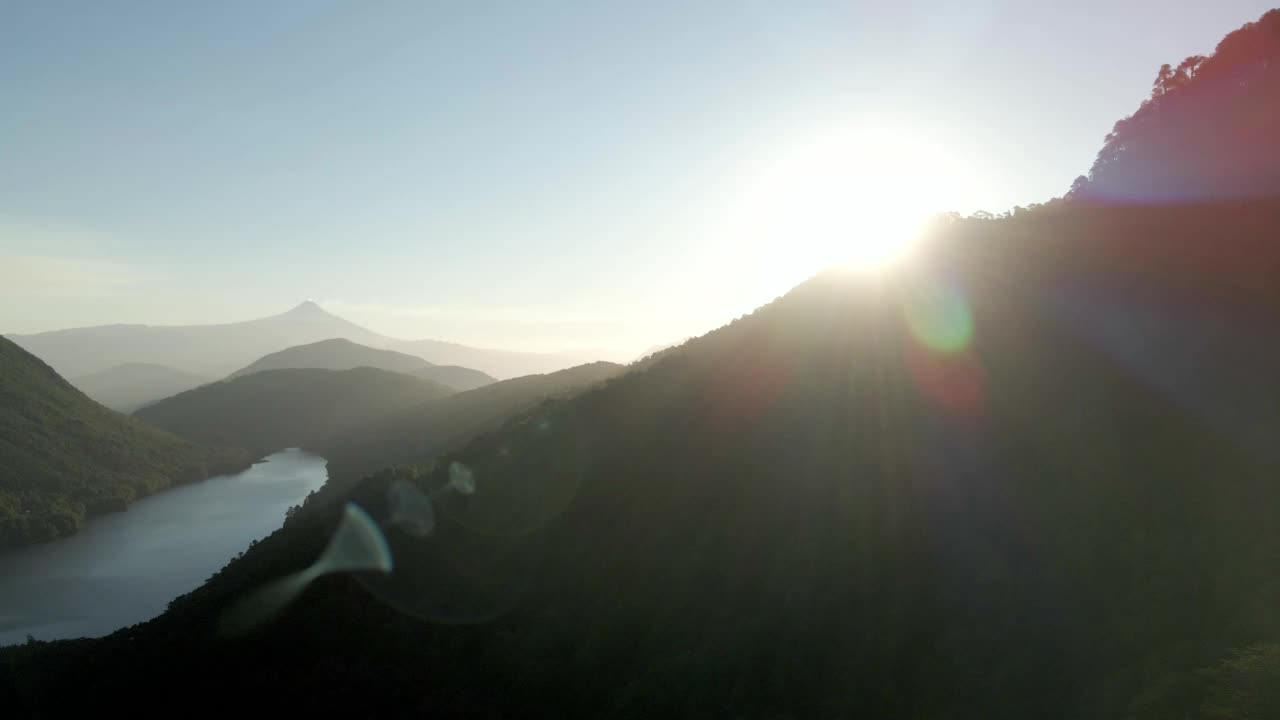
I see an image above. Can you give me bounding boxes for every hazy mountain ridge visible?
[70,363,212,413]
[9,301,597,381]
[227,338,430,379]
[0,337,251,549]
[405,364,496,392]
[382,336,604,381]
[228,338,496,391]
[134,367,455,457]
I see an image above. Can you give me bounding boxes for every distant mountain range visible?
[0,336,250,548]
[70,363,212,413]
[135,356,620,482]
[228,338,496,391]
[8,301,604,380]
[381,336,610,381]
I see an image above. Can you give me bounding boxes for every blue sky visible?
[1,1,1272,352]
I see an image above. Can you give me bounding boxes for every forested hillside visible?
[0,337,250,548]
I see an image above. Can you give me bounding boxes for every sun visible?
[718,123,978,282]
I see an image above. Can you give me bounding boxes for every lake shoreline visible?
[0,449,327,647]
[0,450,257,553]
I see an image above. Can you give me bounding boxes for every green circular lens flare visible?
[904,281,974,353]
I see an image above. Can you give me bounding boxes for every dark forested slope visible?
[0,337,250,548]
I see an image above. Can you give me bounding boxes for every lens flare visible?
[388,479,437,537]
[902,278,985,423]
[218,503,392,636]
[903,280,973,353]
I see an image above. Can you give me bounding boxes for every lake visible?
[0,449,327,646]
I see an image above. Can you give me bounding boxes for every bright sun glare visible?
[721,124,980,282]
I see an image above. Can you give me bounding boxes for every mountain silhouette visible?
[7,302,382,379]
[282,300,328,317]
[0,336,249,548]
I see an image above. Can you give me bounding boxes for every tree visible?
[1067,175,1090,200]
[1153,63,1175,96]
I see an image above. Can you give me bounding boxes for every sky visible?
[2,0,1273,354]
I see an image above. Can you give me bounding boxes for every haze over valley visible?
[9,300,603,382]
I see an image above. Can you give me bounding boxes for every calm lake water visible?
[0,449,327,646]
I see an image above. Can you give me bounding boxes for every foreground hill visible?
[134,367,455,456]
[0,337,250,548]
[69,363,211,412]
[320,361,624,490]
[8,301,601,380]
[229,338,495,391]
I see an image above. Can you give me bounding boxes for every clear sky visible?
[2,1,1273,353]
